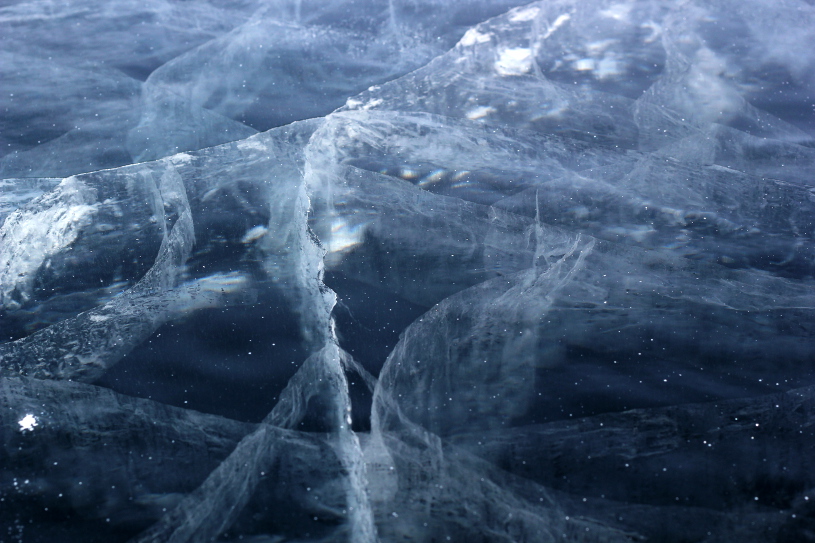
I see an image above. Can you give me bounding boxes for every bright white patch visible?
[236,138,268,152]
[345,98,363,109]
[399,168,419,180]
[0,177,98,310]
[18,414,38,432]
[170,152,195,164]
[600,3,633,21]
[241,225,268,243]
[574,58,596,71]
[466,106,497,120]
[542,13,571,39]
[360,99,383,111]
[324,218,369,268]
[329,218,367,254]
[509,6,540,22]
[89,314,111,323]
[460,29,492,46]
[495,48,534,76]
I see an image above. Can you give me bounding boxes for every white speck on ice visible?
[18,414,38,432]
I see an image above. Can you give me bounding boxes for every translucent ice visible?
[2,0,815,541]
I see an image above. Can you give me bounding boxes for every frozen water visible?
[2,0,815,541]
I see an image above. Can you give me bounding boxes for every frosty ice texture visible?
[1,0,815,541]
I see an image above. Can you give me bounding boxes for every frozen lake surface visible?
[1,0,815,541]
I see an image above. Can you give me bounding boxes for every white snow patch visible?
[359,99,383,111]
[346,98,363,109]
[460,28,492,46]
[495,48,534,76]
[18,414,38,432]
[0,177,98,310]
[170,152,195,164]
